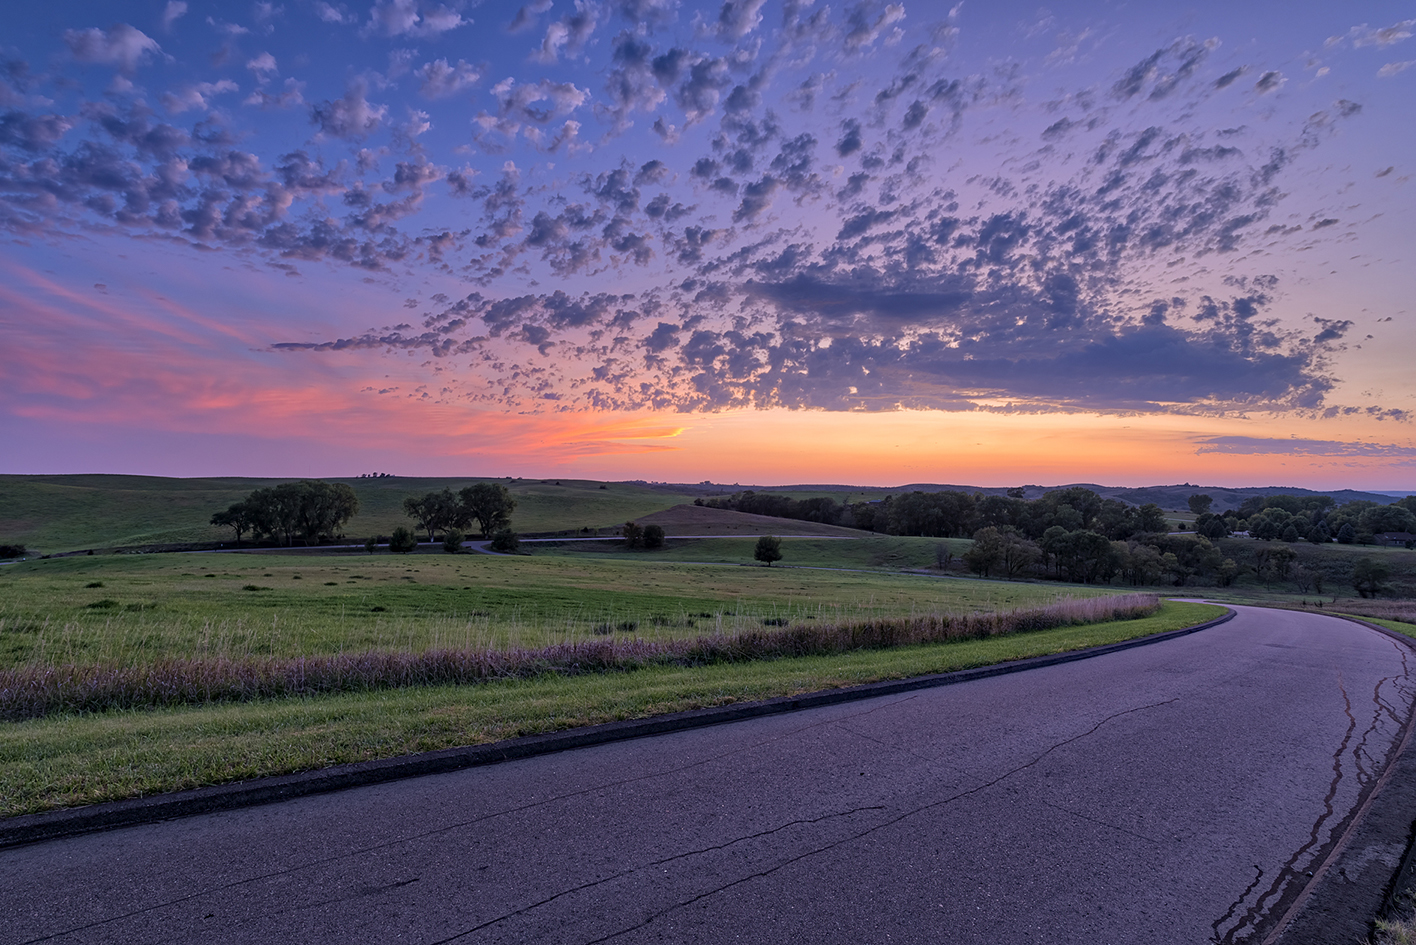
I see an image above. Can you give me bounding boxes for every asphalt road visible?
[4,605,1413,945]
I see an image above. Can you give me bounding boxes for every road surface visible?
[3,605,1412,944]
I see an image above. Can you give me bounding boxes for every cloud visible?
[63,24,161,73]
[161,80,240,114]
[715,0,768,41]
[309,78,387,138]
[1194,436,1416,457]
[365,0,467,38]
[534,1,602,63]
[246,53,278,76]
[416,58,481,98]
[1346,19,1416,48]
[161,2,189,32]
[509,0,554,32]
[1378,60,1416,78]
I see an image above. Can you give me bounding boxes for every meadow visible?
[0,546,1098,668]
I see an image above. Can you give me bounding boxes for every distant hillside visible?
[0,475,694,553]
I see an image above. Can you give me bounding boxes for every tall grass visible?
[1297,598,1416,625]
[0,594,1157,720]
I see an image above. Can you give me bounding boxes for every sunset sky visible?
[3,0,1413,488]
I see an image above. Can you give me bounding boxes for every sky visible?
[2,0,1414,489]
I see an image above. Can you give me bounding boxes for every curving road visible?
[3,605,1414,944]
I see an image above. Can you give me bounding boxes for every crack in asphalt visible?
[573,698,1180,945]
[1212,643,1416,945]
[1037,797,1163,845]
[1212,865,1266,941]
[422,806,889,945]
[12,695,919,945]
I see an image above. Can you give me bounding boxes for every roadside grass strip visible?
[0,600,1221,817]
[1,594,1159,720]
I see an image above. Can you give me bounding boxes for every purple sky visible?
[2,1,1414,487]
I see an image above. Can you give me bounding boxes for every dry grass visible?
[0,593,1157,719]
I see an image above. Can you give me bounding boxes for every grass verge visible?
[0,600,1222,818]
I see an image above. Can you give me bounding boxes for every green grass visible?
[531,535,973,569]
[0,600,1222,817]
[0,552,1107,669]
[0,474,695,553]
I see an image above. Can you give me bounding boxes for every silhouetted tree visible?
[754,535,782,566]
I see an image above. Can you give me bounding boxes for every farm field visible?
[0,550,1106,669]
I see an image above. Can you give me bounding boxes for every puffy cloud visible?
[509,0,554,32]
[416,58,481,98]
[365,0,467,38]
[1378,60,1416,78]
[843,1,904,53]
[534,1,602,63]
[309,79,387,139]
[161,80,240,114]
[246,53,278,76]
[63,24,161,73]
[715,0,768,41]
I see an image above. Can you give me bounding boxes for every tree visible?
[211,502,255,545]
[1188,494,1213,515]
[622,521,644,548]
[460,483,517,538]
[1352,557,1391,598]
[642,524,666,549]
[442,527,465,553]
[388,526,418,554]
[226,480,359,546]
[403,489,459,543]
[754,535,782,566]
[1337,523,1357,545]
[1195,513,1230,540]
[964,527,1005,578]
[364,535,379,554]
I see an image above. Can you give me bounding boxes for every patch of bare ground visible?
[634,503,868,537]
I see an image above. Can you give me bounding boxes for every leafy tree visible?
[489,528,521,553]
[442,527,465,553]
[1352,557,1391,598]
[364,535,379,554]
[403,489,460,543]
[622,521,644,548]
[1337,523,1357,545]
[1188,494,1213,515]
[642,524,666,549]
[754,535,783,566]
[460,483,517,538]
[388,526,418,554]
[1358,504,1416,537]
[1195,513,1230,540]
[229,480,359,546]
[964,527,1005,578]
[1307,520,1331,544]
[211,502,255,545]
[1281,524,1300,543]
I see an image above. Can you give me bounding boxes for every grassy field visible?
[0,550,1101,669]
[0,475,697,552]
[533,534,972,570]
[0,599,1221,817]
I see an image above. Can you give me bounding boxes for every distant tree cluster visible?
[402,483,517,543]
[696,492,845,526]
[621,522,665,549]
[0,543,27,559]
[1217,494,1416,546]
[357,472,396,478]
[211,481,359,547]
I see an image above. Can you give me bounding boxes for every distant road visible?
[3,606,1411,944]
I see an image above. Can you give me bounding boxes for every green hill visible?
[0,475,696,553]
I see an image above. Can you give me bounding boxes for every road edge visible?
[0,606,1234,850]
[1268,614,1416,945]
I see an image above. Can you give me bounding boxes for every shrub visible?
[643,524,666,549]
[0,544,26,559]
[388,526,418,554]
[489,528,520,553]
[442,527,465,554]
[365,536,379,554]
